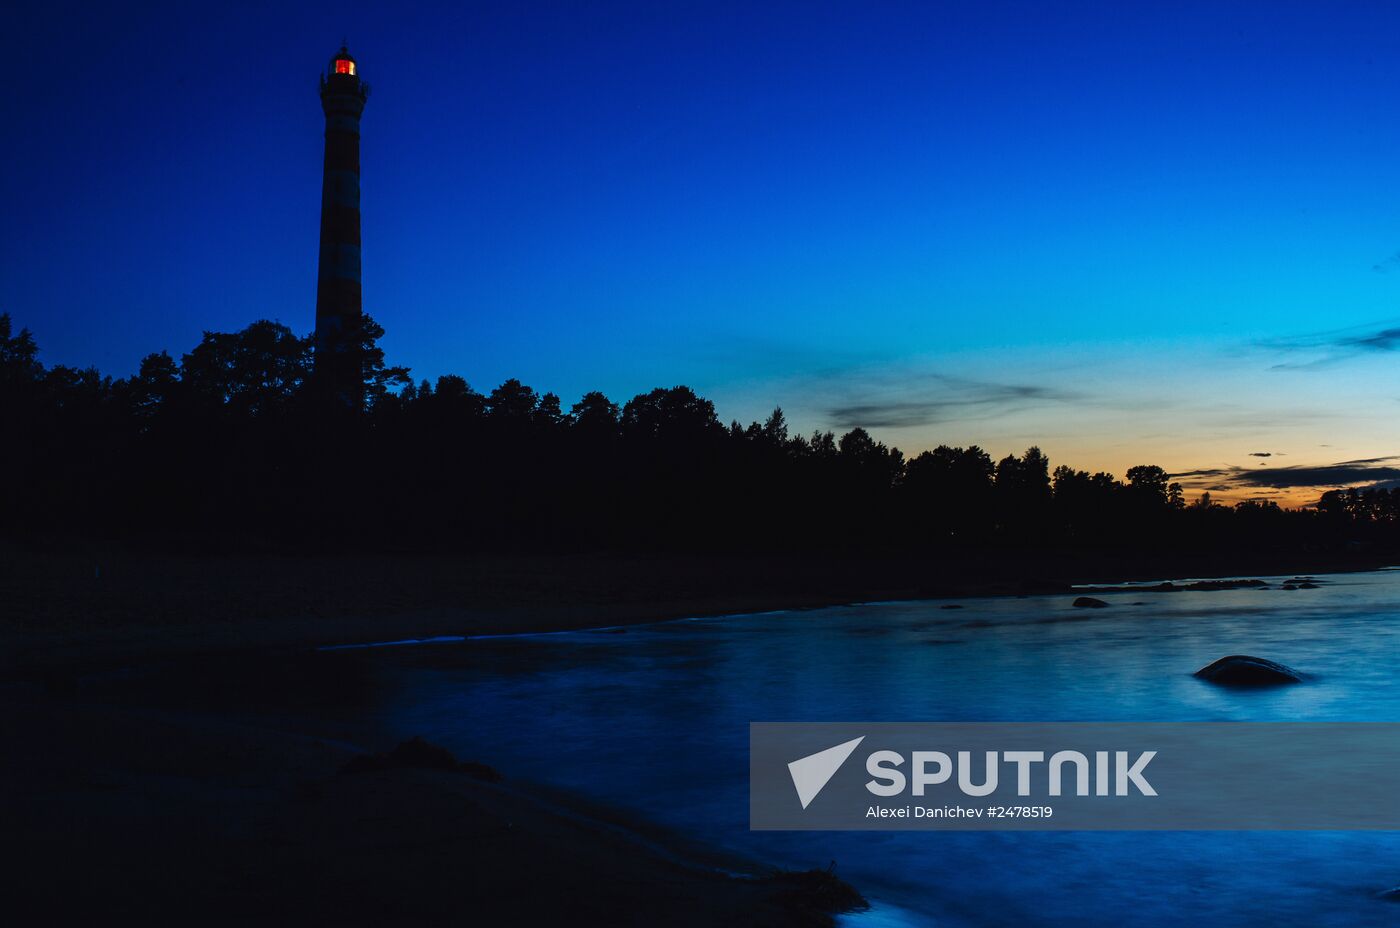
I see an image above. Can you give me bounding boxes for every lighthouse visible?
[313,45,369,408]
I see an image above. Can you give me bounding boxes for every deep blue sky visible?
[7,1,1400,500]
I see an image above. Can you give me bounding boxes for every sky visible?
[6,0,1400,505]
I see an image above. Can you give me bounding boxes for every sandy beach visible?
[3,677,866,925]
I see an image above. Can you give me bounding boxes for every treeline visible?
[0,313,1383,555]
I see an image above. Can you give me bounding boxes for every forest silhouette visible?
[2,312,1391,556]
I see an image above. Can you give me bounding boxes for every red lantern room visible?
[329,45,357,78]
[320,43,368,116]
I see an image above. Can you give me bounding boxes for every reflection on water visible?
[352,572,1400,925]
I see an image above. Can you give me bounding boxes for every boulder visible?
[1193,655,1303,687]
[1072,596,1110,608]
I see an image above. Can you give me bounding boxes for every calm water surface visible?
[335,569,1400,926]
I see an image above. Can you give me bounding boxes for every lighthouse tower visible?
[313,45,369,408]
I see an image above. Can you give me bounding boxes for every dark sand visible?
[2,685,859,925]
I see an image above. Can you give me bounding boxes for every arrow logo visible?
[787,736,865,809]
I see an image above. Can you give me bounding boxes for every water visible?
[326,570,1400,925]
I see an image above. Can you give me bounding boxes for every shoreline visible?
[3,549,1393,678]
[7,552,1393,925]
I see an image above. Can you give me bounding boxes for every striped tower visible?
[313,45,370,408]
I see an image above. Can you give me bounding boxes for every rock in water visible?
[1194,655,1303,687]
[1072,596,1110,608]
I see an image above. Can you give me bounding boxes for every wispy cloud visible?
[1256,320,1400,369]
[1172,455,1400,491]
[823,375,1083,430]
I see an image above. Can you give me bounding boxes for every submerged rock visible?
[1072,596,1110,608]
[1193,655,1303,687]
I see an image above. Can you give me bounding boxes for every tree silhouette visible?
[621,386,722,442]
[0,314,42,387]
[487,378,540,421]
[0,311,1387,560]
[180,320,309,416]
[1126,465,1170,503]
[355,313,411,408]
[569,391,620,436]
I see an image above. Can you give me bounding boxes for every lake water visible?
[328,569,1400,925]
